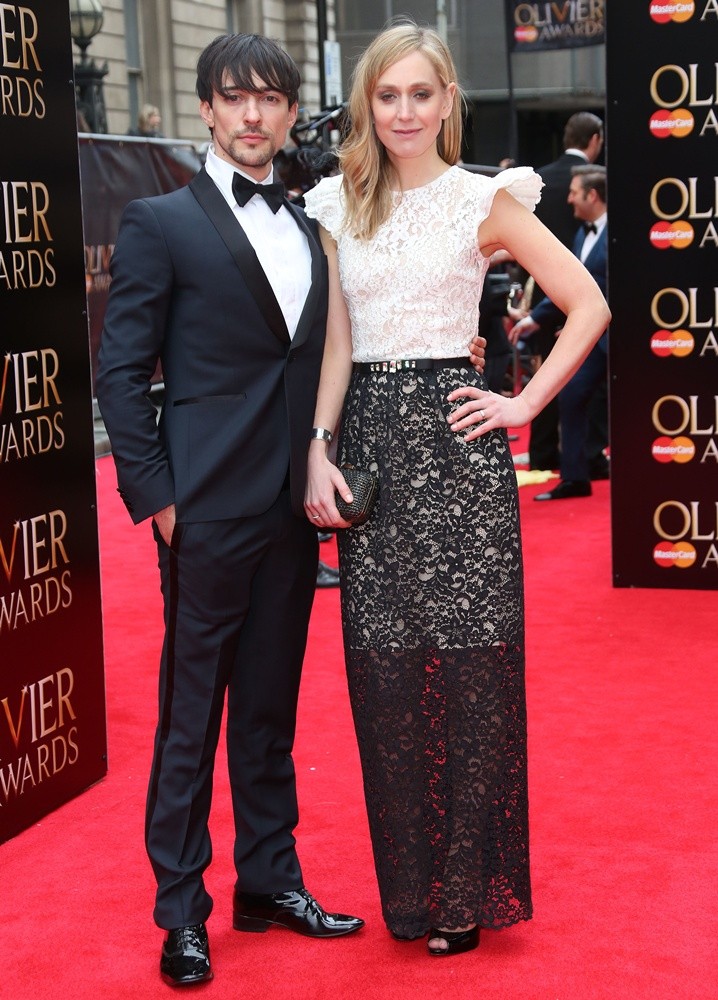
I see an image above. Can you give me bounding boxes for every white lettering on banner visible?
[514,2,604,27]
[651,64,717,108]
[0,666,80,806]
[0,4,40,71]
[654,501,718,541]
[652,396,718,436]
[650,177,718,220]
[0,5,44,120]
[0,350,65,463]
[651,287,718,329]
[0,180,55,287]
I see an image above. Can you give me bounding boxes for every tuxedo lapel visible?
[189,168,290,346]
[285,200,324,351]
[581,227,607,268]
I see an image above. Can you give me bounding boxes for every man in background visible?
[510,165,609,500]
[523,111,604,472]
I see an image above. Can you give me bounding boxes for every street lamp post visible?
[70,0,108,133]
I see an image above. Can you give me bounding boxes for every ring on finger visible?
[479,408,486,420]
[312,514,321,519]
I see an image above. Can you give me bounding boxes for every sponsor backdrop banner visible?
[79,136,201,391]
[607,2,718,588]
[505,0,605,52]
[0,2,106,841]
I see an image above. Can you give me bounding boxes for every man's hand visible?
[468,334,487,373]
[153,504,176,546]
[507,310,540,346]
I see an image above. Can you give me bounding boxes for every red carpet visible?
[3,446,716,1000]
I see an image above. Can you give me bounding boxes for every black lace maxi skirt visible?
[337,363,532,940]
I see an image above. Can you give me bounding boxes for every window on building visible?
[123,0,141,131]
[337,1,457,32]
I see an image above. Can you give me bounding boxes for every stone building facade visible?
[81,1,335,142]
[76,1,605,165]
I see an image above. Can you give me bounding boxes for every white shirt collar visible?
[205,144,274,207]
[591,211,607,234]
[565,148,589,161]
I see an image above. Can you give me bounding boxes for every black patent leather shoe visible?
[233,888,364,938]
[316,561,340,588]
[160,923,212,986]
[534,479,592,501]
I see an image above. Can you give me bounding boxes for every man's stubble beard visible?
[226,133,276,171]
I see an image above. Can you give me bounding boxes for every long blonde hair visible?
[339,21,463,241]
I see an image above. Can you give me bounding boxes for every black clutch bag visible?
[335,465,378,526]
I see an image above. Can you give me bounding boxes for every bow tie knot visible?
[583,221,597,235]
[232,172,285,214]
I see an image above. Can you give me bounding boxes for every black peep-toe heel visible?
[427,926,480,956]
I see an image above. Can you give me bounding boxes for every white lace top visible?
[303,165,543,362]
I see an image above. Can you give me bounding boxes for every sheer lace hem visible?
[345,644,532,937]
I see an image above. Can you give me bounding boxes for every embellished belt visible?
[353,356,470,374]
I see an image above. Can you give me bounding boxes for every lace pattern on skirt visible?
[337,366,532,937]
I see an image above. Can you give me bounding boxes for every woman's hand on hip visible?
[446,386,531,442]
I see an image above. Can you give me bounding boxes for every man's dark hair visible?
[563,111,603,151]
[571,163,606,203]
[196,34,301,107]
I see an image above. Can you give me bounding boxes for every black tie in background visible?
[583,221,597,235]
[232,171,285,213]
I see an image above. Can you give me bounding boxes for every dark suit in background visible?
[522,112,603,471]
[526,151,588,469]
[531,223,608,484]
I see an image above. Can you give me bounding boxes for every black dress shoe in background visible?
[534,479,592,501]
[589,456,610,480]
[233,888,364,938]
[160,923,212,986]
[316,561,340,588]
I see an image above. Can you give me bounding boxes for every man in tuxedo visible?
[510,165,609,500]
[95,34,365,987]
[524,111,604,471]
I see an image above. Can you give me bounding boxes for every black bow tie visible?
[583,221,597,235]
[231,172,285,213]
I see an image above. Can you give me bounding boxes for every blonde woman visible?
[304,20,609,956]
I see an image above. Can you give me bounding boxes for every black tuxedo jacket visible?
[96,167,328,524]
[534,151,588,250]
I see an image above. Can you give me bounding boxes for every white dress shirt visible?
[205,144,312,339]
[580,211,607,262]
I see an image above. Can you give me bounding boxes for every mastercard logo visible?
[649,109,694,138]
[649,2,695,22]
[514,26,539,43]
[650,329,695,357]
[652,436,695,463]
[653,541,696,568]
[649,220,694,249]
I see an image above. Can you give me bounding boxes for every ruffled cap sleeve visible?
[490,165,543,213]
[302,173,345,239]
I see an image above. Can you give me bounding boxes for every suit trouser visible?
[528,326,561,470]
[558,335,608,482]
[146,490,318,929]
